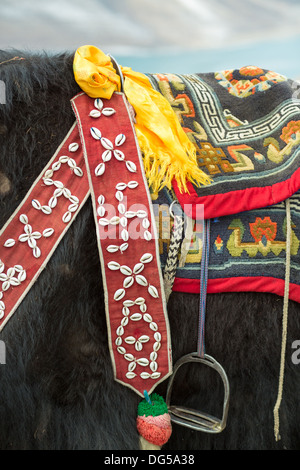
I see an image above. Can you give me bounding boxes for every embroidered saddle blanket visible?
[147,67,300,303]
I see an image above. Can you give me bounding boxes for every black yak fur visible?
[0,49,300,450]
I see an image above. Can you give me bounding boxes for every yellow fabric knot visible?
[73,45,211,193]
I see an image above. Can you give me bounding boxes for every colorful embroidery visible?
[214,66,287,98]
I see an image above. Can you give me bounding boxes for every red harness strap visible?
[0,92,172,397]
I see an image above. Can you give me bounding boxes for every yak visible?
[0,49,300,451]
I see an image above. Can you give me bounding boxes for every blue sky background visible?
[0,0,299,79]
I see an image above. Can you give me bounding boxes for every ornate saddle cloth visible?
[147,67,300,303]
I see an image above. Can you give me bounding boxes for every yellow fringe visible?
[73,45,211,192]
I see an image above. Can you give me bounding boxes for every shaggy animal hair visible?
[0,49,300,450]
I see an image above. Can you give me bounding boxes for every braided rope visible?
[163,204,185,303]
[273,198,292,442]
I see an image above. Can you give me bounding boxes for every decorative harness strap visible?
[0,91,172,398]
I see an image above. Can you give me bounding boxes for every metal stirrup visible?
[165,352,230,433]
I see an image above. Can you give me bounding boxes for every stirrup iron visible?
[166,352,230,433]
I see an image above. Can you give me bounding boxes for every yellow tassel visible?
[73,45,211,192]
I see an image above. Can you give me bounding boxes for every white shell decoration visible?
[89,109,101,118]
[90,127,102,140]
[148,284,159,298]
[125,161,137,173]
[69,142,79,152]
[94,98,103,110]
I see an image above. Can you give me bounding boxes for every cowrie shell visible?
[133,263,144,274]
[114,288,125,301]
[63,187,71,199]
[124,336,135,344]
[135,275,148,287]
[94,98,103,110]
[126,372,136,379]
[135,297,145,305]
[151,372,161,379]
[127,181,138,189]
[120,217,127,227]
[109,216,120,225]
[44,169,53,178]
[118,203,125,215]
[121,229,129,241]
[154,332,161,342]
[150,351,158,361]
[95,162,105,176]
[43,228,54,237]
[140,372,150,379]
[140,253,153,264]
[126,160,137,173]
[114,150,125,161]
[69,195,79,205]
[90,127,102,140]
[150,362,158,372]
[59,155,69,163]
[135,342,142,352]
[120,242,128,252]
[128,362,137,372]
[150,322,158,332]
[139,335,150,343]
[120,265,132,276]
[68,203,78,213]
[18,270,26,282]
[125,211,136,218]
[124,353,135,361]
[123,300,135,307]
[67,159,77,169]
[99,218,109,226]
[143,313,153,323]
[117,346,126,355]
[101,137,113,150]
[97,206,106,217]
[115,134,126,146]
[122,306,130,316]
[115,190,124,202]
[140,304,147,313]
[121,317,129,327]
[148,284,159,298]
[19,214,28,224]
[137,358,149,367]
[41,206,52,215]
[116,182,127,191]
[123,276,134,289]
[73,167,83,177]
[33,246,41,258]
[98,195,105,205]
[89,109,101,118]
[32,199,41,210]
[49,196,58,209]
[102,107,116,116]
[43,178,54,186]
[153,341,161,352]
[136,210,147,218]
[52,161,61,171]
[107,261,120,271]
[107,245,119,253]
[115,337,122,346]
[142,219,150,229]
[107,261,120,270]
[144,230,152,241]
[62,211,72,223]
[69,142,79,152]
[102,150,112,162]
[130,313,142,321]
[116,326,124,336]
[4,239,15,247]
